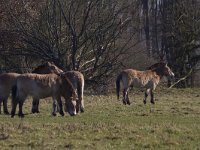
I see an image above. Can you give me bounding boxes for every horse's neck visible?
[143,70,161,83]
[150,68,164,79]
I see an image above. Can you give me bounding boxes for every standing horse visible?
[31,62,85,114]
[0,62,63,115]
[11,73,77,118]
[0,73,20,114]
[31,62,63,113]
[116,62,174,105]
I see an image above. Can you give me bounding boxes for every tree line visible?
[0,0,200,88]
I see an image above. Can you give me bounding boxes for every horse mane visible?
[147,62,168,78]
[147,62,166,70]
[32,62,51,73]
[32,62,63,74]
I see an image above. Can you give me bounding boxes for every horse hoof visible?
[150,101,155,104]
[80,108,84,113]
[32,108,40,113]
[4,111,10,115]
[123,101,126,105]
[11,114,15,118]
[60,112,64,116]
[127,101,131,105]
[20,115,24,118]
[18,113,24,118]
[143,100,146,104]
[52,112,56,116]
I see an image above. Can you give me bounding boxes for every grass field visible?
[0,88,200,150]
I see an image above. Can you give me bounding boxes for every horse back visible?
[64,71,84,89]
[121,69,160,88]
[0,73,20,92]
[16,73,61,98]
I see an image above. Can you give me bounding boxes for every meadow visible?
[0,88,200,150]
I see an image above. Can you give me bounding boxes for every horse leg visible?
[123,88,129,105]
[56,96,64,116]
[0,100,2,114]
[11,97,19,118]
[3,97,9,115]
[143,89,150,104]
[52,98,57,116]
[78,86,84,113]
[80,95,84,113]
[18,99,25,118]
[126,92,131,105]
[80,96,84,113]
[150,90,155,104]
[75,88,81,114]
[122,89,126,105]
[32,98,40,113]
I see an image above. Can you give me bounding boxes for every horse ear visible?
[50,61,55,65]
[47,62,52,66]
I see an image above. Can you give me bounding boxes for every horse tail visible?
[116,73,122,99]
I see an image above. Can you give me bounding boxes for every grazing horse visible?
[31,62,85,114]
[62,71,84,113]
[0,73,20,114]
[11,73,77,118]
[116,62,174,105]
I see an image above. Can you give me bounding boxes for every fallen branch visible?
[169,68,193,88]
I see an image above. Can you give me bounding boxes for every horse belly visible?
[131,79,144,88]
[18,81,53,99]
[31,86,54,99]
[144,81,156,89]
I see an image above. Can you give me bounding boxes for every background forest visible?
[0,0,200,90]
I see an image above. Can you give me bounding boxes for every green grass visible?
[0,88,200,150]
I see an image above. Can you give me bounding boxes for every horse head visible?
[150,62,174,77]
[59,72,78,116]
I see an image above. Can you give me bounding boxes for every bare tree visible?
[4,0,138,85]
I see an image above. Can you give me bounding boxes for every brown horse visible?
[0,62,63,115]
[11,73,77,118]
[0,73,20,114]
[31,62,85,114]
[116,62,174,105]
[62,71,84,113]
[31,62,63,113]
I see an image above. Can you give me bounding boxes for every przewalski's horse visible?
[31,62,63,113]
[0,73,20,114]
[31,62,85,114]
[62,71,84,113]
[11,73,77,118]
[0,62,63,115]
[116,62,174,105]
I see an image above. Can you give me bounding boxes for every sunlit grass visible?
[0,88,200,149]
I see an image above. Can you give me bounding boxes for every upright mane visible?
[147,62,166,70]
[32,62,63,74]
